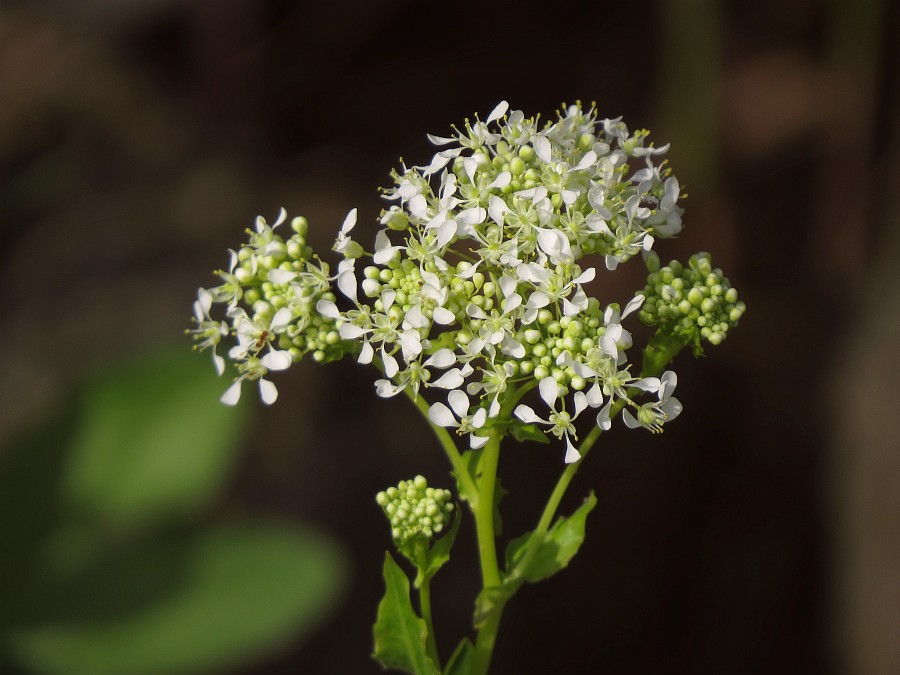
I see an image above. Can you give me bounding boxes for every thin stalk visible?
[473,433,502,588]
[471,604,504,675]
[470,432,503,675]
[417,548,440,667]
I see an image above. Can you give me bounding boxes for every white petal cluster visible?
[189,210,355,405]
[190,101,694,459]
[333,102,687,460]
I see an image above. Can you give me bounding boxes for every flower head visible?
[376,475,455,543]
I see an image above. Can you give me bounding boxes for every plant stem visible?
[470,432,503,675]
[474,433,502,588]
[417,547,440,668]
[471,603,504,675]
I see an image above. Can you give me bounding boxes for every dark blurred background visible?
[1,0,898,673]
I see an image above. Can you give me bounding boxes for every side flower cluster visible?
[639,252,746,354]
[188,210,355,405]
[376,476,455,543]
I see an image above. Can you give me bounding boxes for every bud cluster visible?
[376,476,455,543]
[639,252,746,352]
[190,210,354,405]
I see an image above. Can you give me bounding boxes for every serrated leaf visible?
[510,422,550,444]
[443,638,474,675]
[373,553,439,675]
[505,491,597,583]
[62,346,251,527]
[6,523,346,675]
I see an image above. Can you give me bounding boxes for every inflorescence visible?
[376,476,455,543]
[190,101,744,462]
[639,252,746,355]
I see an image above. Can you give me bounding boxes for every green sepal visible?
[505,491,598,583]
[443,638,475,675]
[372,553,439,675]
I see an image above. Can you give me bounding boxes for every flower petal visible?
[447,389,470,419]
[260,350,292,371]
[596,401,612,430]
[539,377,559,407]
[432,306,455,325]
[622,408,640,429]
[382,349,399,378]
[428,402,458,428]
[424,348,456,369]
[485,100,509,124]
[258,378,278,405]
[514,404,543,424]
[564,436,581,464]
[220,380,242,406]
[533,135,551,164]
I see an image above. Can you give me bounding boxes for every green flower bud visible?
[376,476,455,545]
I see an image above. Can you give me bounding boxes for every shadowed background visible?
[1,0,898,673]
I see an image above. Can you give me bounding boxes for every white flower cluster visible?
[189,210,348,405]
[191,101,692,461]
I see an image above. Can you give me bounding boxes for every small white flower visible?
[333,208,361,258]
[191,288,227,375]
[622,370,683,433]
[428,390,489,449]
[514,377,600,463]
[220,348,292,406]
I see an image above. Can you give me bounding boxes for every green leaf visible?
[6,523,347,675]
[505,491,598,583]
[373,553,439,675]
[62,346,251,526]
[413,509,461,588]
[510,422,550,444]
[443,638,474,675]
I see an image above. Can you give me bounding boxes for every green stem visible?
[417,548,440,668]
[473,433,502,588]
[471,603,504,675]
[470,432,503,675]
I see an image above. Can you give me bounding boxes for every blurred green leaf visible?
[62,346,250,526]
[372,553,439,675]
[7,523,346,675]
